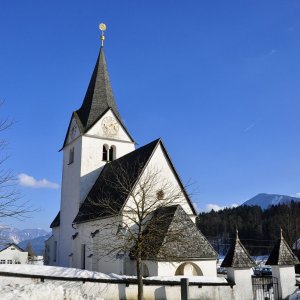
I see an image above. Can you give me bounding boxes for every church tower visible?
[56,26,135,266]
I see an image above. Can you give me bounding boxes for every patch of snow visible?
[0,264,110,279]
[109,273,227,283]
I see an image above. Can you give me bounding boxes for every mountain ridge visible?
[242,193,300,210]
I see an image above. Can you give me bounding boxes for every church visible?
[45,25,217,277]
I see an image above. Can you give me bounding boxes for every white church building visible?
[45,29,217,277]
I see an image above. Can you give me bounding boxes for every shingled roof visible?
[73,139,159,223]
[63,47,134,148]
[73,139,196,224]
[50,211,60,228]
[266,230,299,266]
[134,205,217,260]
[221,231,256,268]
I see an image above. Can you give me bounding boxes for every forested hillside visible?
[197,202,300,256]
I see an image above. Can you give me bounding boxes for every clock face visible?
[102,116,119,136]
[70,124,77,139]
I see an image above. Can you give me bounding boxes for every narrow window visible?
[53,241,57,262]
[0,260,5,264]
[69,147,74,164]
[102,145,108,161]
[109,145,116,161]
[81,244,86,269]
[7,260,12,264]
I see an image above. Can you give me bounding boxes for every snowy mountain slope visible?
[0,227,49,245]
[18,234,51,255]
[242,193,300,210]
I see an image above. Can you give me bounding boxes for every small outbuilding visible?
[0,243,28,264]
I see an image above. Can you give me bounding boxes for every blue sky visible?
[1,1,300,230]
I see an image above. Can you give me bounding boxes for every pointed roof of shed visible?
[136,205,217,260]
[221,230,256,268]
[266,230,299,266]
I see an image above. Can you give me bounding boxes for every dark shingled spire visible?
[62,47,134,148]
[221,230,256,268]
[266,229,299,266]
[76,47,121,131]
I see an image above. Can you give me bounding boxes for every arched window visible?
[109,145,116,161]
[102,145,108,161]
[175,262,203,276]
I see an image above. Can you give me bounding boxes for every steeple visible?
[62,24,134,148]
[75,47,121,132]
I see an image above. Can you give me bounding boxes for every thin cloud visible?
[243,121,257,133]
[268,49,277,55]
[204,203,238,212]
[18,173,60,189]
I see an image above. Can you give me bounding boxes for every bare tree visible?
[86,160,195,300]
[0,105,32,224]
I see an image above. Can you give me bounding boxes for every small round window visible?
[156,190,165,200]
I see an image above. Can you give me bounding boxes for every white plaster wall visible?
[80,134,135,202]
[0,246,28,264]
[88,109,133,142]
[66,118,80,145]
[0,275,242,300]
[272,265,297,299]
[59,138,82,267]
[124,143,195,225]
[45,227,60,266]
[227,268,253,300]
[73,218,124,275]
[156,260,217,277]
[58,110,134,268]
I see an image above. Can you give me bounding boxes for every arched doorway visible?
[175,262,203,276]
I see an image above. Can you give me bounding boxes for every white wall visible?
[72,218,125,275]
[57,110,135,268]
[59,137,82,267]
[272,265,298,299]
[0,245,28,264]
[227,268,253,300]
[0,275,240,300]
[124,143,195,226]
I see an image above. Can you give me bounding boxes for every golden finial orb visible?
[99,23,106,31]
[99,23,107,47]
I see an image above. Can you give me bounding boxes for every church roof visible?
[221,231,256,268]
[62,47,134,148]
[50,211,60,228]
[135,205,218,260]
[266,231,299,266]
[73,139,196,224]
